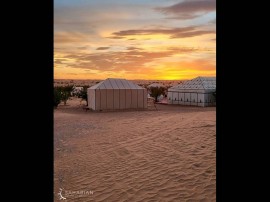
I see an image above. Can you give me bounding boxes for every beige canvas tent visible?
[87,78,147,111]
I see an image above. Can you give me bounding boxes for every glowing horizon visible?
[54,0,216,80]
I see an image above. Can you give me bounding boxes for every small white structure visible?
[87,78,147,111]
[168,77,216,107]
[157,94,164,102]
[71,86,83,96]
[148,83,165,88]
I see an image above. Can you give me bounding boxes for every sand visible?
[54,98,216,201]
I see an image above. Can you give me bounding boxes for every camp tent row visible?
[167,76,216,107]
[87,78,147,111]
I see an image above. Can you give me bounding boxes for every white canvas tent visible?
[87,78,147,111]
[71,86,83,96]
[148,83,165,88]
[168,77,216,107]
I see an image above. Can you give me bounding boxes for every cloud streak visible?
[156,0,216,19]
[110,26,215,39]
[96,47,110,50]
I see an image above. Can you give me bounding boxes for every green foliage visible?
[60,85,74,105]
[77,85,89,106]
[54,87,62,108]
[149,87,166,102]
[53,85,74,107]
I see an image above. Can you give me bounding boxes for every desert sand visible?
[54,98,216,201]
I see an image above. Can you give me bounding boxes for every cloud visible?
[54,59,65,64]
[126,47,142,51]
[209,18,216,24]
[106,36,125,39]
[166,47,198,52]
[110,26,215,39]
[54,32,89,44]
[77,46,88,50]
[66,73,78,75]
[96,47,110,50]
[156,0,216,19]
[56,46,202,73]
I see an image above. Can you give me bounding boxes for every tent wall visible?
[168,92,173,104]
[204,93,215,107]
[87,89,96,110]
[89,88,147,110]
[106,89,114,109]
[137,89,144,108]
[198,94,205,107]
[168,91,215,107]
[190,93,197,106]
[95,89,101,110]
[131,89,138,108]
[119,89,126,109]
[179,93,185,104]
[113,89,120,110]
[172,92,179,104]
[184,93,191,105]
[125,89,132,108]
[143,89,147,108]
[100,89,107,109]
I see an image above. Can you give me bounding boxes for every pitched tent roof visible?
[169,77,216,91]
[89,78,144,89]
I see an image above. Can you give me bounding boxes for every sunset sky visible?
[54,0,216,80]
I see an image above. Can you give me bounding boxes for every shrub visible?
[149,87,166,102]
[54,87,62,108]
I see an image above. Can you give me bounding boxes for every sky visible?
[54,0,216,80]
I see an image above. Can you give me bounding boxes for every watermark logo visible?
[57,188,94,200]
[58,188,66,200]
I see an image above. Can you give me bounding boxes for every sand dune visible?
[54,99,216,201]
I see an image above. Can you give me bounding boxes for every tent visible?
[87,78,147,110]
[71,86,83,96]
[167,77,216,107]
[147,83,165,88]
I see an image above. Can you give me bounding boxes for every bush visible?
[54,85,74,107]
[149,87,166,102]
[54,87,62,108]
[77,85,89,106]
[60,85,74,105]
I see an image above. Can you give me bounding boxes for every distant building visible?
[147,83,165,88]
[157,94,164,102]
[71,86,83,96]
[87,78,147,111]
[167,77,216,107]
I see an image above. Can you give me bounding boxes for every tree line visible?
[54,85,89,108]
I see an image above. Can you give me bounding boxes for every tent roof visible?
[169,76,216,91]
[89,78,144,89]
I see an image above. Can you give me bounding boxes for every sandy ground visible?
[54,98,216,201]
